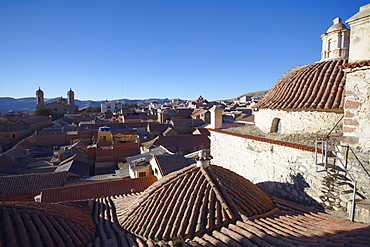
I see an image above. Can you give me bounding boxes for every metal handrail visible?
[315,139,358,221]
[345,145,370,178]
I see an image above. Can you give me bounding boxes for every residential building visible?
[149,153,189,179]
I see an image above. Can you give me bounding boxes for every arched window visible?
[270,118,281,133]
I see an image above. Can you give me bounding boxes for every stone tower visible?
[36,87,44,109]
[67,88,75,106]
[320,17,350,61]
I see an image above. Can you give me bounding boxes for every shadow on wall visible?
[256,173,325,212]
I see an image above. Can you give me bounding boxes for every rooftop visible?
[118,164,277,241]
[256,59,347,110]
[217,124,342,148]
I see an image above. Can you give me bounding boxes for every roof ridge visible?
[200,167,241,221]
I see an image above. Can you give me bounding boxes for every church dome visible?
[56,97,68,104]
[256,59,347,110]
[118,164,278,241]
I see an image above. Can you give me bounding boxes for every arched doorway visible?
[270,118,281,133]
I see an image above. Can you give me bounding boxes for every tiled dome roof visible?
[256,59,347,110]
[0,201,95,246]
[117,164,278,242]
[56,97,68,103]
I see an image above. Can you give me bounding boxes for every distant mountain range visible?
[0,90,269,114]
[0,97,174,114]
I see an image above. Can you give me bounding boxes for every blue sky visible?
[0,0,368,101]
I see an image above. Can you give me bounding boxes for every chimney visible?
[195,150,213,168]
[210,105,224,129]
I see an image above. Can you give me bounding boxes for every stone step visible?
[317,163,346,172]
[331,174,351,181]
[342,190,354,195]
[337,181,352,186]
[348,199,370,223]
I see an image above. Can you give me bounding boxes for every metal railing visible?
[315,139,357,221]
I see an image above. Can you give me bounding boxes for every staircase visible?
[315,139,370,222]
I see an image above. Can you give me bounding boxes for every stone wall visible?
[255,109,343,135]
[343,68,370,155]
[210,129,370,212]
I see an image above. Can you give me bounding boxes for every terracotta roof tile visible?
[118,164,277,242]
[256,59,347,110]
[142,134,210,153]
[340,60,370,69]
[153,154,190,176]
[0,154,13,172]
[41,176,157,202]
[83,185,370,247]
[0,201,95,247]
[0,171,69,198]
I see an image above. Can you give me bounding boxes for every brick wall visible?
[343,69,370,154]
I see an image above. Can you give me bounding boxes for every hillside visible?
[0,97,173,114]
[227,90,269,101]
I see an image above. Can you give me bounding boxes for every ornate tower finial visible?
[320,17,350,61]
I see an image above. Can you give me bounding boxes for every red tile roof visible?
[0,136,13,146]
[41,176,157,203]
[210,128,318,152]
[20,116,51,126]
[235,114,255,123]
[341,59,370,69]
[0,171,69,198]
[0,154,14,172]
[118,164,277,241]
[142,134,210,153]
[221,122,247,128]
[0,200,95,247]
[153,154,190,176]
[256,59,347,110]
[86,165,370,246]
[193,127,210,135]
[0,119,30,133]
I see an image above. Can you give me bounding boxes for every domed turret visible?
[320,17,350,61]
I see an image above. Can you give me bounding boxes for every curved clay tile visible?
[256,59,347,110]
[117,164,278,242]
[0,201,95,246]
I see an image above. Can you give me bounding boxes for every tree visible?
[84,106,101,113]
[33,107,56,120]
[123,103,138,108]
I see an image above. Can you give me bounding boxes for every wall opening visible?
[270,118,281,133]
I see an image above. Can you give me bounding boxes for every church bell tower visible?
[36,87,44,109]
[67,88,75,106]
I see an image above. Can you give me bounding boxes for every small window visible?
[139,172,146,177]
[12,133,16,139]
[270,118,281,133]
[154,168,158,175]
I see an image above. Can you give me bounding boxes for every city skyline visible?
[1,0,367,101]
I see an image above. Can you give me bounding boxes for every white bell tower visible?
[320,17,350,61]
